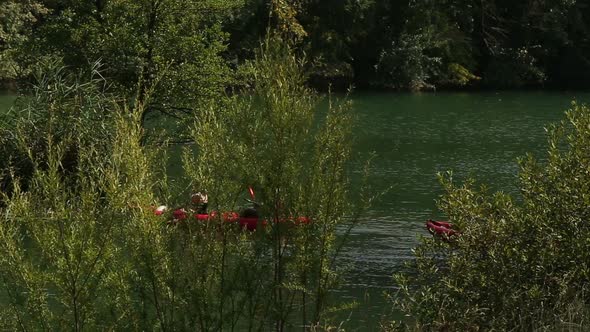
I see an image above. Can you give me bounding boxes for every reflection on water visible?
[338,91,590,329]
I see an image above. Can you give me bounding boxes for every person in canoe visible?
[190,191,208,215]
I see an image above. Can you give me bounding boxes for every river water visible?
[1,91,589,329]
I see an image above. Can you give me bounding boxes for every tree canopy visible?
[0,0,48,83]
[226,0,590,90]
[3,0,242,121]
[2,0,589,91]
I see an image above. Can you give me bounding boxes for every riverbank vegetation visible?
[2,1,590,92]
[0,31,367,329]
[3,1,590,331]
[391,102,590,331]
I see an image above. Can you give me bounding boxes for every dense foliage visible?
[0,36,361,330]
[0,58,116,195]
[225,0,590,90]
[184,36,363,329]
[3,0,590,91]
[2,0,242,124]
[0,0,48,84]
[392,102,590,331]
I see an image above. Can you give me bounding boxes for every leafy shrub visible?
[183,35,363,329]
[375,31,441,91]
[393,102,590,331]
[0,73,159,331]
[483,47,547,88]
[442,63,480,87]
[0,36,362,331]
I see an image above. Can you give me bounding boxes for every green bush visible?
[0,36,362,331]
[375,31,441,91]
[0,80,154,330]
[393,102,590,331]
[183,35,363,329]
[483,47,547,88]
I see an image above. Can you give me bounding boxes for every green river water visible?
[1,91,590,329]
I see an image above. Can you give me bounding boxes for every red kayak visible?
[426,219,458,238]
[161,207,310,231]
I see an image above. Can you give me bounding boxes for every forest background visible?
[2,0,590,94]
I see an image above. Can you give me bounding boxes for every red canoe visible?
[162,207,310,231]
